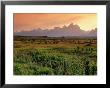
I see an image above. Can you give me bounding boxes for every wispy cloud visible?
[14,13,97,32]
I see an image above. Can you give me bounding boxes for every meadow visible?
[14,36,97,75]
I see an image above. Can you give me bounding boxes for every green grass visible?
[14,38,97,75]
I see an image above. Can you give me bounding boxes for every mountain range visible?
[15,23,97,37]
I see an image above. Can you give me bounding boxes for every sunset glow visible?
[14,13,97,32]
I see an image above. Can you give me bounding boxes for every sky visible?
[14,13,97,32]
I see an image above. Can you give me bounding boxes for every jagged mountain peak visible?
[15,23,97,37]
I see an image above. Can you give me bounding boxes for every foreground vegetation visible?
[14,36,97,75]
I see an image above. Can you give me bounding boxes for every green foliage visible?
[14,38,97,75]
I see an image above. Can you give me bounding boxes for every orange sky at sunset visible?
[14,13,97,32]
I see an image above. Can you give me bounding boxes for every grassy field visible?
[14,36,97,75]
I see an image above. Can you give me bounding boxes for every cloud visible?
[14,13,97,32]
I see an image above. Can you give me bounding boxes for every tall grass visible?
[14,42,97,75]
